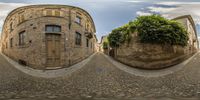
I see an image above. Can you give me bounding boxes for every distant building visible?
[0,5,96,69]
[99,35,110,54]
[173,15,199,54]
[93,35,99,52]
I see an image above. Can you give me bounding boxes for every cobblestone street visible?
[0,52,200,100]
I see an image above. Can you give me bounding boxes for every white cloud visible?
[136,11,152,16]
[126,0,144,3]
[147,6,176,13]
[140,2,200,25]
[164,6,200,25]
[0,2,28,34]
[157,2,200,5]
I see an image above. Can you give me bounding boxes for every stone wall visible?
[114,33,197,69]
[1,5,96,69]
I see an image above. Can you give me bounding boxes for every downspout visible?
[68,7,77,66]
[68,7,72,66]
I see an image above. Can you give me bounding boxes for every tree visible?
[108,15,189,47]
[134,15,188,46]
[108,24,130,48]
[103,41,108,49]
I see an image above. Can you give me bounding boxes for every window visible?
[75,32,81,45]
[45,25,61,33]
[86,38,89,47]
[19,31,25,46]
[6,42,7,49]
[75,16,81,24]
[86,24,89,31]
[10,22,13,32]
[10,38,13,48]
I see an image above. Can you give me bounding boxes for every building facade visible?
[173,15,199,54]
[99,35,110,54]
[0,5,96,69]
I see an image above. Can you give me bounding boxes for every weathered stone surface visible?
[0,52,200,99]
[0,5,97,69]
[114,15,199,69]
[99,15,198,69]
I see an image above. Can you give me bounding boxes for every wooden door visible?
[46,34,61,67]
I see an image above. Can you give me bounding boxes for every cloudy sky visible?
[0,0,200,41]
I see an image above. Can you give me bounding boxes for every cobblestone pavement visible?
[0,52,200,100]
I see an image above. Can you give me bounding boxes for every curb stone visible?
[103,51,199,77]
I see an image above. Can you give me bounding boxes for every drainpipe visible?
[68,8,72,66]
[68,7,76,66]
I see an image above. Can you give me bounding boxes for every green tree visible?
[134,15,188,46]
[108,24,131,48]
[103,41,108,49]
[108,15,189,47]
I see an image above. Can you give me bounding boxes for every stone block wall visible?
[1,5,96,69]
[114,33,197,69]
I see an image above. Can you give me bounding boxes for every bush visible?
[135,15,188,46]
[108,15,189,47]
[103,41,108,49]
[108,24,131,48]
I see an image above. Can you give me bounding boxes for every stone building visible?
[93,35,99,52]
[99,35,110,54]
[114,15,199,69]
[0,5,96,69]
[0,33,2,52]
[172,15,199,54]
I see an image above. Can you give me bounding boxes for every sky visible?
[0,0,200,42]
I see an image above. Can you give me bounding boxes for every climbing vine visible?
[108,15,189,48]
[135,15,188,46]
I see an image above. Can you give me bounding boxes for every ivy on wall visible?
[108,15,189,48]
[107,25,128,48]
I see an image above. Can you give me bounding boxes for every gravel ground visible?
[0,52,200,100]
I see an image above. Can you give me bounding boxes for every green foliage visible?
[108,29,122,48]
[135,15,188,46]
[103,41,108,49]
[108,24,131,48]
[108,15,189,47]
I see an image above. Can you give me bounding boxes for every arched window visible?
[45,25,61,33]
[75,16,81,25]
